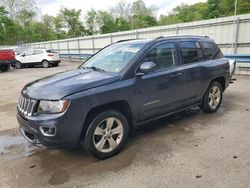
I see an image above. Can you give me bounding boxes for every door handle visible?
[170,72,182,78]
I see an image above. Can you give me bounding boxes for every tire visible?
[52,63,58,67]
[200,81,223,113]
[42,60,50,68]
[15,61,22,69]
[83,110,130,159]
[0,64,10,72]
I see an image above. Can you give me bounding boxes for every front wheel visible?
[15,61,22,69]
[200,81,223,113]
[83,110,130,159]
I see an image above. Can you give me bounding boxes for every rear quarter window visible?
[46,50,57,53]
[202,41,224,60]
[179,41,204,64]
[34,50,44,55]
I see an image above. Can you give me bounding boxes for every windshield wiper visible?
[85,66,106,72]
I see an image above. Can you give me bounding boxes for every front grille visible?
[18,95,37,116]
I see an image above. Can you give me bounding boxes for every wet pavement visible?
[0,62,250,187]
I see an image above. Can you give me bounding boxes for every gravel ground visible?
[0,61,249,188]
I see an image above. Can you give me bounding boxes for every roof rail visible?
[172,34,210,38]
[154,34,210,39]
[155,36,165,40]
[116,39,136,43]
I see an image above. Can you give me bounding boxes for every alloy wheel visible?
[208,85,221,109]
[93,117,124,153]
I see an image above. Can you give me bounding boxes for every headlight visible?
[38,100,69,113]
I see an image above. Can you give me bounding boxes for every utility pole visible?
[131,15,134,30]
[232,0,238,54]
[131,14,136,30]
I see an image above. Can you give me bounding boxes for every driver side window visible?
[142,42,178,71]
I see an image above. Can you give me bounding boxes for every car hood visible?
[23,68,120,100]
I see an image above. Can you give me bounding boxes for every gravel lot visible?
[0,61,250,188]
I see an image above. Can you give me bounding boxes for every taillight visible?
[48,54,54,57]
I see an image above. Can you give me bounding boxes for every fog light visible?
[39,126,56,137]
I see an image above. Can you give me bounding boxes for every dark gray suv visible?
[17,35,231,159]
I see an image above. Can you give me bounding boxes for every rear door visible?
[135,41,187,121]
[177,40,207,105]
[33,50,45,62]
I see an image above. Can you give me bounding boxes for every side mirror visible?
[22,54,25,57]
[136,62,157,76]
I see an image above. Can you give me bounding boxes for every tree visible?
[58,8,86,37]
[0,0,38,19]
[159,14,179,25]
[85,9,98,35]
[40,15,57,40]
[131,0,158,29]
[110,1,131,19]
[17,9,35,25]
[171,2,207,22]
[115,17,130,31]
[1,0,250,45]
[238,0,250,14]
[53,15,66,39]
[97,11,117,33]
[0,6,25,44]
[207,0,221,18]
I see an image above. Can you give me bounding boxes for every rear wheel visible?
[83,110,130,159]
[42,60,50,68]
[15,61,22,69]
[0,64,10,72]
[200,81,223,113]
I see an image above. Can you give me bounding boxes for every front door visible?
[135,42,186,121]
[20,50,35,64]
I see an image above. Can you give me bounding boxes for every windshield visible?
[79,40,147,73]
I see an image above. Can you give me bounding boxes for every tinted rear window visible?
[179,41,204,64]
[46,50,57,53]
[202,41,224,60]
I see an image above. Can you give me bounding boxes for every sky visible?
[37,0,206,18]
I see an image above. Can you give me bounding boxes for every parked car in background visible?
[17,35,231,159]
[0,49,16,72]
[15,49,61,69]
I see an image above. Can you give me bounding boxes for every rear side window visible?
[34,50,44,55]
[202,41,224,60]
[142,42,178,71]
[179,41,204,64]
[46,50,57,53]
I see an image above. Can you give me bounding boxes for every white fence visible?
[27,14,250,55]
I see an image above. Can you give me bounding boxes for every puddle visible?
[0,129,42,160]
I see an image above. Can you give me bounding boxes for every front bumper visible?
[17,109,83,148]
